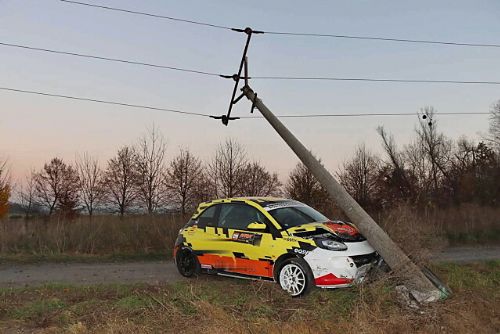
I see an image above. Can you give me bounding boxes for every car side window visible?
[197,205,218,227]
[218,203,269,231]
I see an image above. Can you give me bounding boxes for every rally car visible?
[174,197,378,297]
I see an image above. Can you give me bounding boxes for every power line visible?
[250,76,500,85]
[0,86,490,119]
[59,0,233,30]
[0,87,211,117]
[0,42,221,77]
[240,112,490,119]
[2,41,500,85]
[262,31,500,48]
[59,0,500,49]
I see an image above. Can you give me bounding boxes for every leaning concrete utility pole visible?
[241,85,441,302]
[218,28,442,302]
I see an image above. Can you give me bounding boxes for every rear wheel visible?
[277,258,314,297]
[176,248,200,277]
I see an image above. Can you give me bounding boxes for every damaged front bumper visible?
[303,241,378,288]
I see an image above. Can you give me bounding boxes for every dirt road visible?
[432,246,500,263]
[0,247,498,288]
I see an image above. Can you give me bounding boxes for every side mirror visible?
[247,221,267,231]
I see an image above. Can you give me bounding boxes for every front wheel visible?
[176,248,200,277]
[277,258,314,297]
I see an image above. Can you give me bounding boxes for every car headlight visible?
[317,239,347,251]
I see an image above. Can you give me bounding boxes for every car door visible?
[215,202,279,278]
[186,204,224,270]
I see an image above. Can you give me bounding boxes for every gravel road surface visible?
[1,247,498,288]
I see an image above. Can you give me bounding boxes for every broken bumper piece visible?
[303,241,378,288]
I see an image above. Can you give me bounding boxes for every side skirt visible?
[215,270,275,282]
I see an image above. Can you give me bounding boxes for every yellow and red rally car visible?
[174,197,378,296]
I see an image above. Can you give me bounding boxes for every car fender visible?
[272,252,315,282]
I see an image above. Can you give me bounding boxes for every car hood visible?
[286,221,366,242]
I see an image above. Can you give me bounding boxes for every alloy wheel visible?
[279,263,306,296]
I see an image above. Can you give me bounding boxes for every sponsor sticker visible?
[238,232,256,243]
[230,232,262,245]
[293,248,309,255]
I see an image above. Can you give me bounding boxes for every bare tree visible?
[337,144,380,208]
[0,159,10,219]
[240,162,282,197]
[416,107,452,194]
[134,127,167,214]
[403,140,429,195]
[191,173,213,204]
[76,153,103,217]
[377,126,404,171]
[18,169,37,218]
[208,139,248,198]
[103,146,137,216]
[165,148,203,215]
[285,162,332,215]
[34,158,80,216]
[376,126,414,200]
[453,137,477,171]
[489,100,500,151]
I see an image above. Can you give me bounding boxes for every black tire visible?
[276,257,314,297]
[176,248,201,278]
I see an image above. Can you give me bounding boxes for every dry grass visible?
[0,204,498,263]
[0,261,498,333]
[377,206,448,265]
[375,204,500,265]
[0,215,186,259]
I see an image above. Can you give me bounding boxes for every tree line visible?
[15,130,281,218]
[268,105,500,215]
[336,106,500,211]
[2,102,500,219]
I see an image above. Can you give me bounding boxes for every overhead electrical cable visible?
[0,42,221,77]
[0,87,211,117]
[59,0,500,48]
[0,86,490,119]
[262,31,500,48]
[239,112,490,118]
[2,41,500,85]
[59,0,233,30]
[249,76,500,85]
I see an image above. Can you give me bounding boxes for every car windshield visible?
[268,205,329,229]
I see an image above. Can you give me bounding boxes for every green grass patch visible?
[9,298,66,321]
[431,260,500,292]
[114,295,150,311]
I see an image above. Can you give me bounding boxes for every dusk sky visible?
[1,0,500,184]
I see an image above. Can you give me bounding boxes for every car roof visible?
[201,197,301,208]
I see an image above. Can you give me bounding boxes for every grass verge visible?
[0,261,498,333]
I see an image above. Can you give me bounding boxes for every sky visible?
[1,0,500,184]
